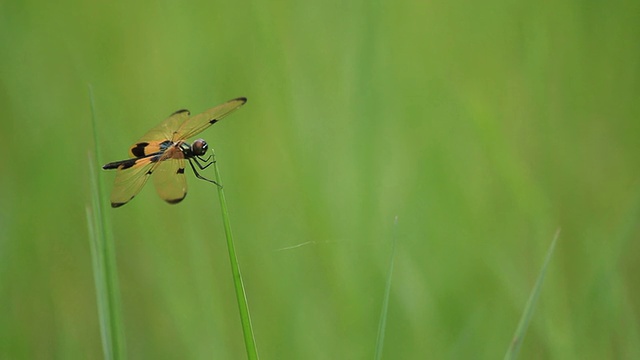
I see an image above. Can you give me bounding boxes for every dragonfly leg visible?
[187,158,222,187]
[195,155,214,170]
[198,154,213,163]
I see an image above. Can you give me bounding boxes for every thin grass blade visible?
[87,85,126,360]
[212,152,259,359]
[504,229,561,360]
[374,216,399,360]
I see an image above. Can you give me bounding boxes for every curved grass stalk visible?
[212,153,259,359]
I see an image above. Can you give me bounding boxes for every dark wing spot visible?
[121,159,138,170]
[104,158,134,169]
[131,142,149,157]
[171,109,190,116]
[166,195,186,204]
[112,195,135,208]
[104,158,139,170]
[209,119,218,124]
[146,170,153,175]
[177,168,185,174]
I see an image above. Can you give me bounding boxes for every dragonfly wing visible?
[109,157,159,207]
[174,97,246,140]
[152,155,187,204]
[128,109,191,157]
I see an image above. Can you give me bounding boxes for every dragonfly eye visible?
[192,139,208,156]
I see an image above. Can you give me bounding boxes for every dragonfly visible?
[103,97,247,208]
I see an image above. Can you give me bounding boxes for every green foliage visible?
[1,0,639,358]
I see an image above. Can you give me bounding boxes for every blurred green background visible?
[1,0,639,358]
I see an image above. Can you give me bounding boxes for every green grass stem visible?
[212,152,259,359]
[374,216,399,360]
[504,229,561,360]
[87,85,126,360]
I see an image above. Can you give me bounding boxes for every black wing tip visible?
[172,109,190,116]
[103,158,137,170]
[233,97,247,104]
[111,195,135,208]
[165,197,185,205]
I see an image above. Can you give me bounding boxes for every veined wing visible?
[174,97,246,141]
[129,139,173,158]
[108,156,161,207]
[152,154,187,204]
[128,110,191,157]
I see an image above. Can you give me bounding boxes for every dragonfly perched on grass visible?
[103,97,246,208]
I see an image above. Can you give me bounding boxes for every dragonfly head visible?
[191,139,208,156]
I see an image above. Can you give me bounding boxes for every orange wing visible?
[128,110,190,157]
[106,147,187,207]
[127,97,247,157]
[174,97,246,141]
[107,156,161,207]
[151,150,188,204]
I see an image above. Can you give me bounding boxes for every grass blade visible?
[85,205,111,358]
[504,229,561,360]
[87,85,126,360]
[212,152,259,359]
[374,216,399,360]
